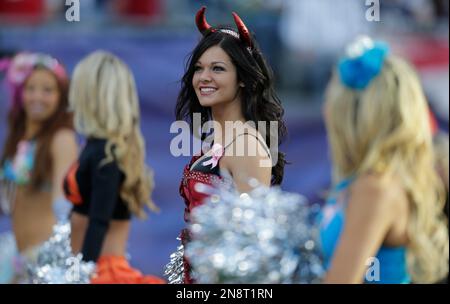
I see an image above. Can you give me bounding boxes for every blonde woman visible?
[64,51,164,284]
[433,132,448,209]
[319,37,448,283]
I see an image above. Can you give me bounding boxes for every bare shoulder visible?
[348,173,403,214]
[242,123,268,148]
[51,128,78,154]
[222,132,270,168]
[351,174,387,196]
[221,129,271,188]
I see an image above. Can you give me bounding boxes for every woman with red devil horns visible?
[173,6,287,283]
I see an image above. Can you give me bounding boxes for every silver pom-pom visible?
[163,237,185,284]
[26,222,95,284]
[184,182,325,283]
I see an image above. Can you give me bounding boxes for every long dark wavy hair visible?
[175,27,287,185]
[1,65,73,191]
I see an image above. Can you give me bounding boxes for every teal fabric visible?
[317,178,411,284]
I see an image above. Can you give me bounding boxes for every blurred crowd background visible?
[0,0,448,277]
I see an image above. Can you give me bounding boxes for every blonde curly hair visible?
[69,50,157,218]
[325,55,448,283]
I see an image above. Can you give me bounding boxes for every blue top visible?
[0,140,36,185]
[0,139,52,193]
[318,178,411,284]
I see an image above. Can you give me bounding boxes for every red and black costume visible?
[179,134,270,283]
[179,152,224,284]
[178,6,268,284]
[63,138,164,284]
[64,138,129,262]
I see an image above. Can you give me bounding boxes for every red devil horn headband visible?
[195,6,211,33]
[232,11,252,49]
[195,6,253,50]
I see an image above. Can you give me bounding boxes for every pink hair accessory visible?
[0,52,67,109]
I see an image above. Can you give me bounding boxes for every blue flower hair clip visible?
[338,36,390,90]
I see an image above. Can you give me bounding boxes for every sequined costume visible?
[179,133,270,283]
[0,139,40,284]
[179,153,224,284]
[0,139,74,283]
[0,52,76,283]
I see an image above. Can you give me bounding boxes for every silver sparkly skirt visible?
[0,222,95,284]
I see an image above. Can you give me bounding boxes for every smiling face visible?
[192,45,243,108]
[22,68,61,124]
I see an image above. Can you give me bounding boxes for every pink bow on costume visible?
[202,143,224,169]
